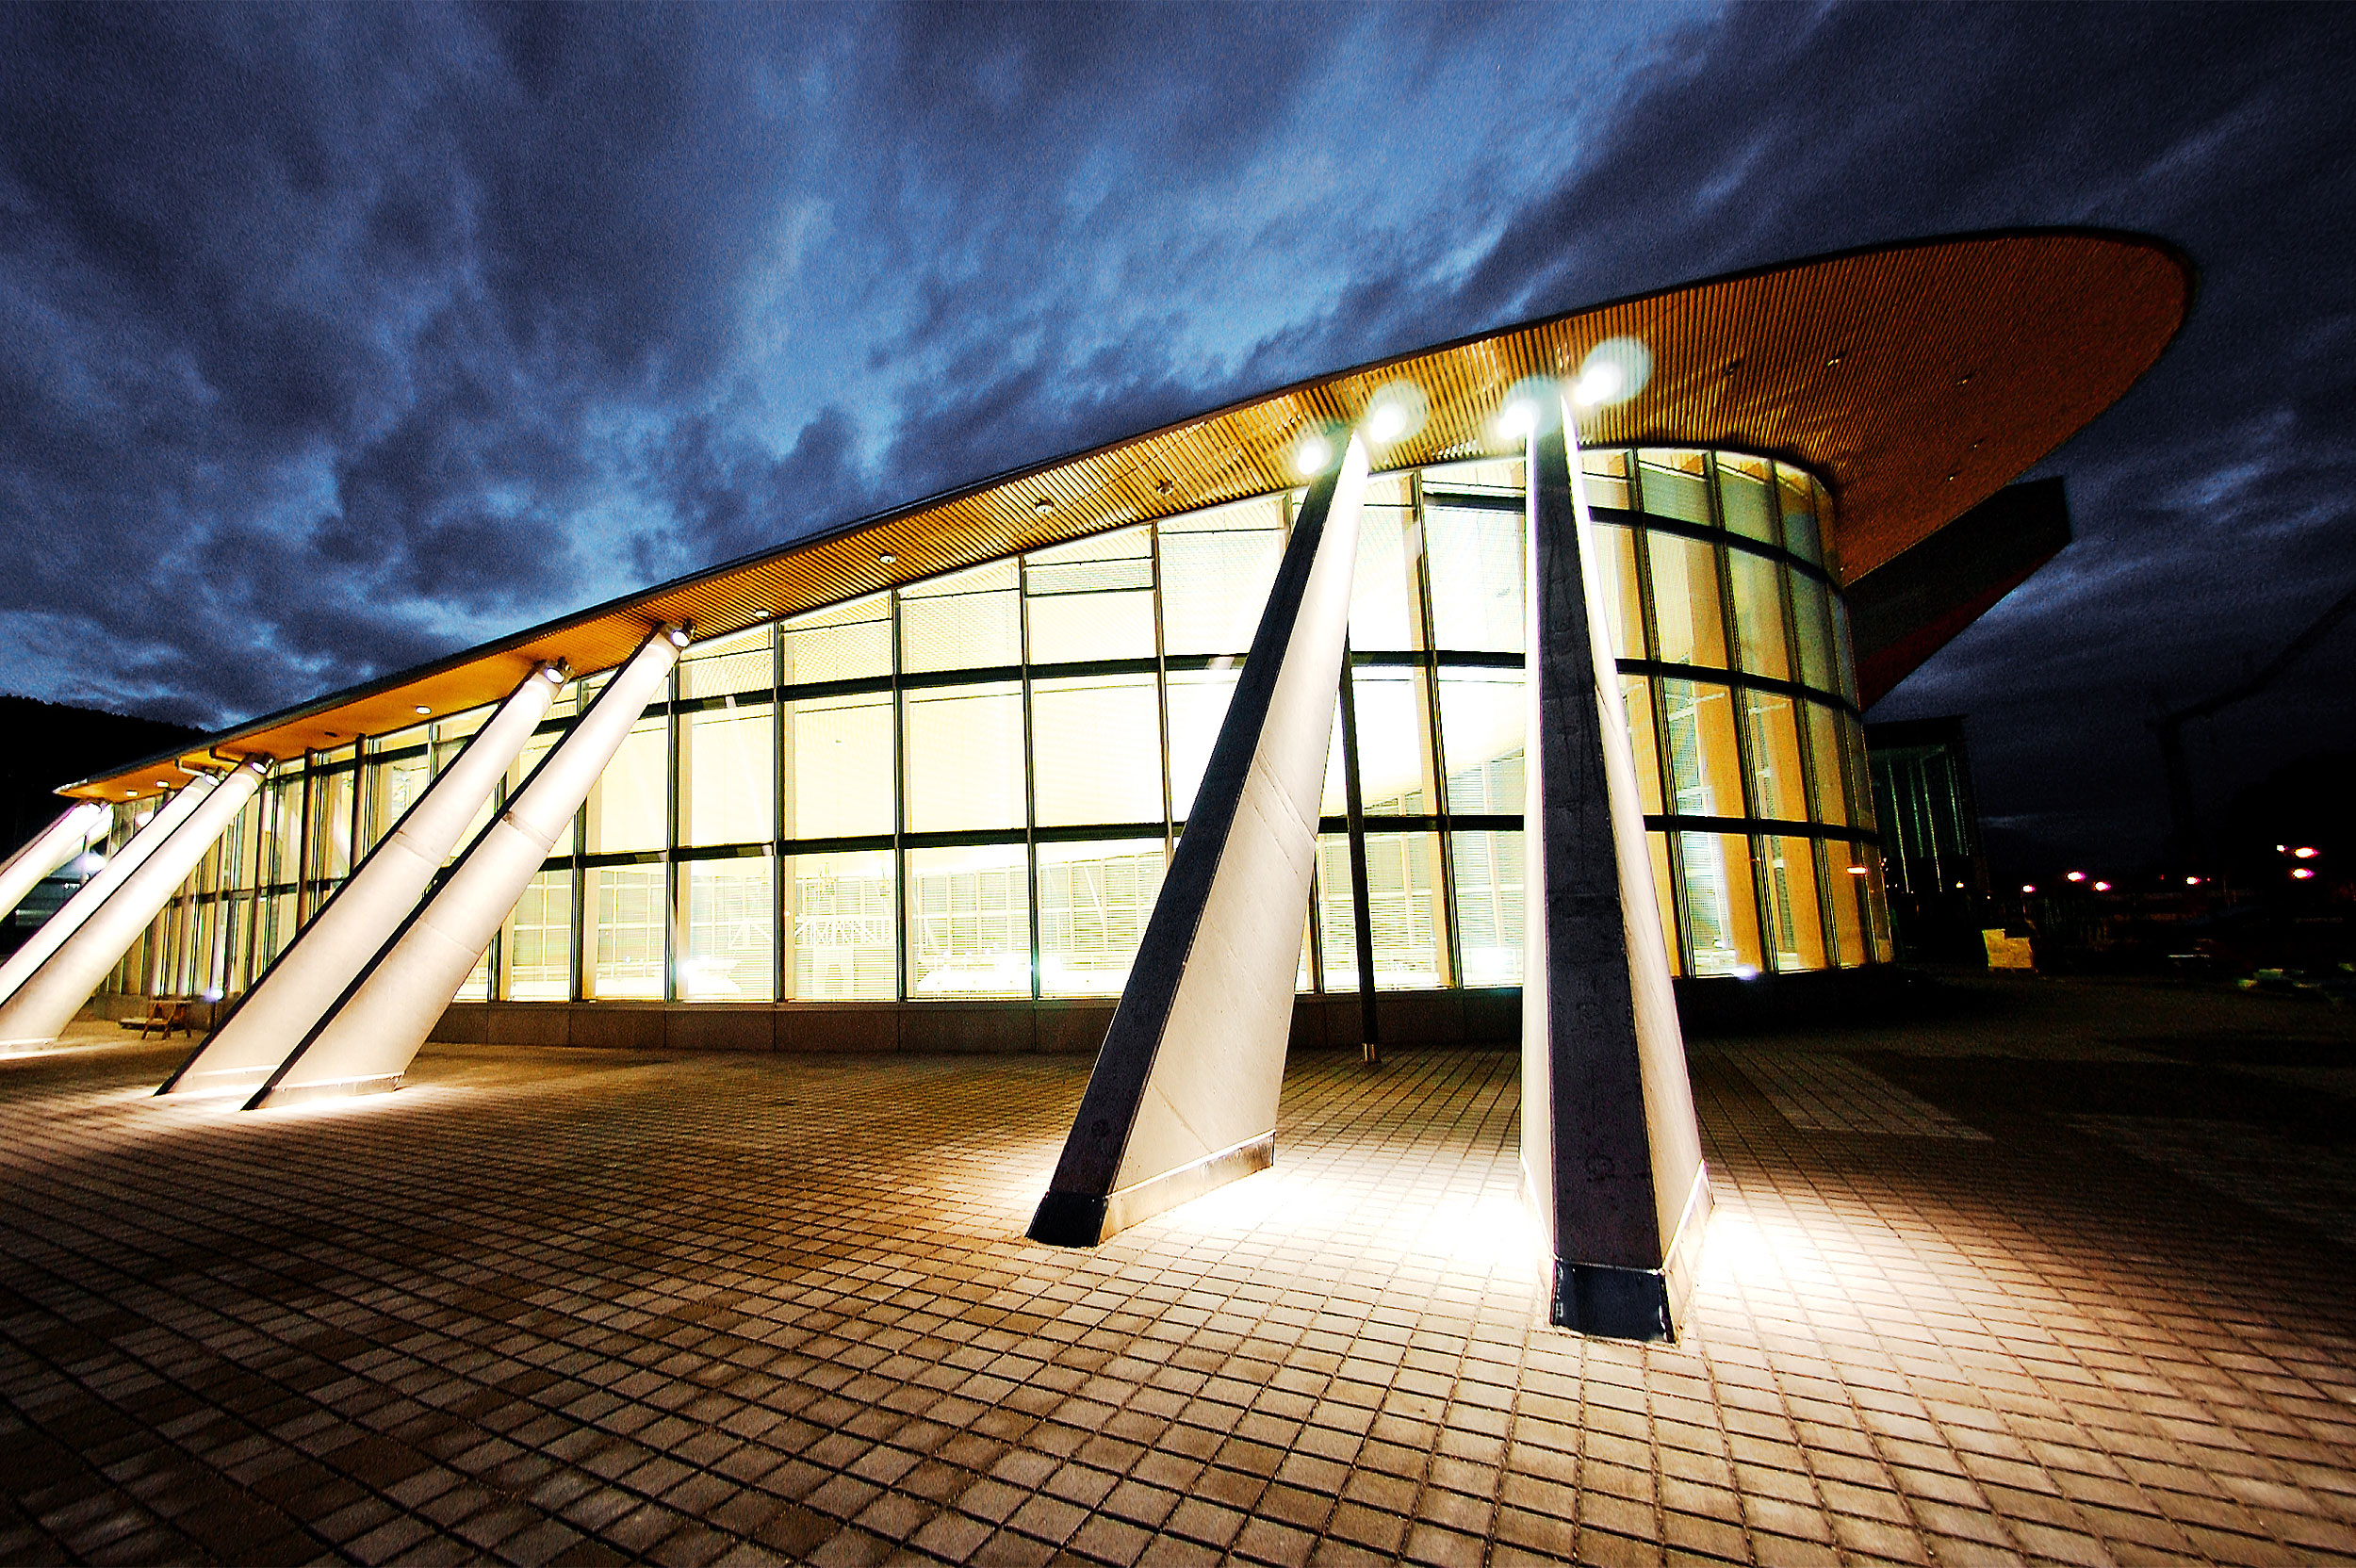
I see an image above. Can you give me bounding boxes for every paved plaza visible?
[4,977,2355,1566]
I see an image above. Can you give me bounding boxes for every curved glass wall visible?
[116,447,1891,1004]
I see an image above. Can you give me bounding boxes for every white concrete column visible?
[245,627,685,1108]
[1030,438,1367,1245]
[0,759,268,1048]
[1520,407,1708,1340]
[0,775,221,1009]
[0,802,111,927]
[157,663,566,1098]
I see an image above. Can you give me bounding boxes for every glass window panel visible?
[454,947,490,1002]
[583,712,668,854]
[1348,502,1425,652]
[1424,503,1524,654]
[902,682,1023,833]
[1678,832,1762,977]
[500,869,573,1001]
[1716,455,1778,546]
[1448,828,1522,988]
[1828,843,1870,968]
[1807,703,1850,826]
[781,593,892,686]
[221,894,252,994]
[1660,680,1745,819]
[1315,833,1359,991]
[308,768,354,882]
[1038,838,1167,997]
[1743,691,1808,823]
[1648,832,1682,978]
[1365,830,1448,989]
[1165,667,1238,823]
[1599,523,1644,660]
[1437,668,1524,815]
[1762,836,1827,972]
[1024,587,1155,664]
[1579,448,1632,512]
[906,843,1031,998]
[366,752,432,855]
[782,691,892,841]
[588,865,665,999]
[1637,449,1712,526]
[1829,594,1858,704]
[1775,465,1824,565]
[1789,569,1837,693]
[899,560,1020,673]
[1646,533,1726,668]
[1727,549,1792,680]
[680,858,775,1001]
[1320,694,1348,819]
[258,781,301,885]
[434,707,491,748]
[1844,713,1878,834]
[1350,666,1436,815]
[264,890,297,963]
[785,849,896,1000]
[1160,497,1285,655]
[1620,674,1664,816]
[1032,673,1163,827]
[681,702,776,848]
[1422,456,1524,496]
[680,624,775,700]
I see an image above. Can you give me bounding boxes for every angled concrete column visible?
[1522,412,1709,1341]
[244,627,684,1109]
[0,774,221,1010]
[0,801,110,927]
[1031,438,1367,1245]
[0,760,268,1048]
[157,663,565,1099]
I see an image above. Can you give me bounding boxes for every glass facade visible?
[113,448,1891,1005]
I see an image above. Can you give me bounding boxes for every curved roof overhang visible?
[65,227,2189,802]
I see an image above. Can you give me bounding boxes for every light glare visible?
[1361,383,1429,445]
[1571,336,1652,407]
[1292,432,1334,477]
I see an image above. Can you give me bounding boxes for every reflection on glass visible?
[1424,503,1523,653]
[1032,673,1162,827]
[1620,675,1663,816]
[589,865,664,999]
[1159,497,1285,656]
[1717,455,1777,545]
[1437,668,1524,815]
[1661,680,1744,818]
[907,842,1030,997]
[1638,449,1711,525]
[1038,839,1166,997]
[1775,465,1824,564]
[1165,668,1237,822]
[681,858,775,1001]
[584,713,667,854]
[784,692,891,841]
[1449,829,1522,987]
[1761,836,1825,972]
[1789,569,1837,692]
[1807,704,1849,826]
[1648,533,1726,668]
[902,682,1023,833]
[1743,691,1808,823]
[501,869,572,1001]
[786,850,895,1000]
[1679,832,1761,977]
[1828,844,1869,968]
[1727,549,1791,680]
[682,703,775,848]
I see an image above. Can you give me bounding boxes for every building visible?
[33,231,2187,1054]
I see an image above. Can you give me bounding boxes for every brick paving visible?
[2,976,2354,1566]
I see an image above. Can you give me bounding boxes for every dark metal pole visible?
[1336,646,1380,1064]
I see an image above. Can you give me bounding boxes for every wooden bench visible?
[122,997,194,1039]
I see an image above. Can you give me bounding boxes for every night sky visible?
[2,3,2351,874]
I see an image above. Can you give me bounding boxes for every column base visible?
[1546,1167,1711,1341]
[1029,1133,1274,1247]
[245,1074,403,1110]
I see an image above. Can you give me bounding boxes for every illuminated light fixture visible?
[1570,336,1651,408]
[1495,376,1560,442]
[2277,843,2288,853]
[2294,845,2319,858]
[155,779,172,788]
[1845,864,1868,876]
[1731,965,1761,981]
[877,552,896,565]
[2184,875,2201,886]
[2021,884,2037,894]
[750,608,772,620]
[1360,383,1429,445]
[1033,497,1055,514]
[2094,880,2112,891]
[2294,868,2316,881]
[2067,871,2086,883]
[665,623,692,648]
[1954,880,1966,890]
[1824,353,1845,368]
[414,705,432,715]
[1291,431,1335,478]
[539,662,567,685]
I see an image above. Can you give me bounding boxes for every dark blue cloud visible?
[0,0,2348,868]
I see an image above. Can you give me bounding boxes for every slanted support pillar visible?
[0,776,221,1009]
[1522,411,1710,1340]
[242,626,685,1109]
[1030,436,1367,1245]
[0,802,110,928]
[157,662,566,1098]
[0,760,270,1048]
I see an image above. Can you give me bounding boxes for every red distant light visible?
[2021,884,2036,894]
[2293,868,2316,881]
[2093,881,2112,891]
